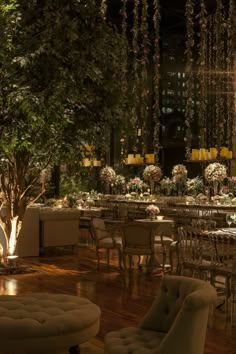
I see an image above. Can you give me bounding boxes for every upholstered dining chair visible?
[177,226,212,281]
[153,220,176,273]
[208,230,236,320]
[90,217,122,270]
[104,275,217,354]
[121,222,155,271]
[191,218,217,232]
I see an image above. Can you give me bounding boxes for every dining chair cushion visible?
[98,237,122,248]
[154,235,173,244]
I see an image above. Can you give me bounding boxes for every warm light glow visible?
[8,216,18,256]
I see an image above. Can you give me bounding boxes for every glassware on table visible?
[226,213,233,228]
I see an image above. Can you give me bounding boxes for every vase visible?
[148,214,156,220]
[105,183,110,194]
[150,180,155,195]
[176,182,184,196]
[212,181,219,196]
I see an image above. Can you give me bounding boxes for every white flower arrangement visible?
[114,174,126,186]
[143,165,162,182]
[204,162,227,183]
[127,177,147,192]
[172,164,188,184]
[186,176,204,194]
[145,204,160,216]
[100,166,116,184]
[172,164,188,177]
[160,177,176,194]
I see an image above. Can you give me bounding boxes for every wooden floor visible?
[1,243,236,354]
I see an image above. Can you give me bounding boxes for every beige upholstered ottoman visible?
[0,293,101,354]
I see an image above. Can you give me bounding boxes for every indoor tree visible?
[0,0,130,257]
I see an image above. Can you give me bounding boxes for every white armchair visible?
[104,275,217,354]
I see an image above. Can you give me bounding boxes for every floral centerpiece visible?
[100,166,116,183]
[143,165,162,182]
[227,176,236,196]
[100,166,116,193]
[126,177,147,193]
[172,164,188,195]
[114,174,126,194]
[204,162,227,183]
[145,204,160,219]
[143,165,162,194]
[172,164,188,180]
[186,176,204,196]
[204,162,227,196]
[160,177,176,196]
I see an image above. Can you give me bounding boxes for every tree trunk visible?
[0,203,24,257]
[8,216,22,256]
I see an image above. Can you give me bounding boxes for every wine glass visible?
[226,213,233,228]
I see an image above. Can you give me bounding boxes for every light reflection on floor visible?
[0,278,18,295]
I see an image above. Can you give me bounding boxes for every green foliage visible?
[59,174,82,197]
[0,0,132,253]
[0,0,131,168]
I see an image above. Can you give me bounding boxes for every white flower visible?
[100,166,116,184]
[114,174,126,186]
[204,163,227,183]
[172,164,188,177]
[145,204,160,216]
[143,165,162,182]
[172,164,188,184]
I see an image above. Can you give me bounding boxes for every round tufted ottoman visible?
[0,293,101,354]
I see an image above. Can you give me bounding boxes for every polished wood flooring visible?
[1,242,236,354]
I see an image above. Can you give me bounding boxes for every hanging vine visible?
[152,0,161,163]
[129,0,140,153]
[119,0,129,161]
[197,0,207,149]
[207,15,215,148]
[139,0,150,156]
[120,0,128,95]
[226,0,235,150]
[100,0,107,20]
[184,0,195,159]
[214,0,225,151]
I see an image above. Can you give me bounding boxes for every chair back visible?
[191,218,216,232]
[122,222,154,255]
[208,231,236,267]
[177,226,200,262]
[140,275,217,354]
[90,218,108,242]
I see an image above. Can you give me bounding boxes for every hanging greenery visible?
[206,15,215,148]
[197,0,208,149]
[100,0,107,20]
[130,0,140,153]
[184,0,195,159]
[185,0,235,160]
[120,0,128,95]
[119,0,129,160]
[139,0,150,156]
[152,0,161,163]
[226,0,235,150]
[214,0,225,151]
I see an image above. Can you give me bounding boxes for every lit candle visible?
[210,148,218,159]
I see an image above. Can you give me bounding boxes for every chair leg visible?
[123,254,127,271]
[118,249,122,270]
[231,283,235,326]
[96,248,100,270]
[107,249,110,269]
[162,248,167,273]
[128,255,132,271]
